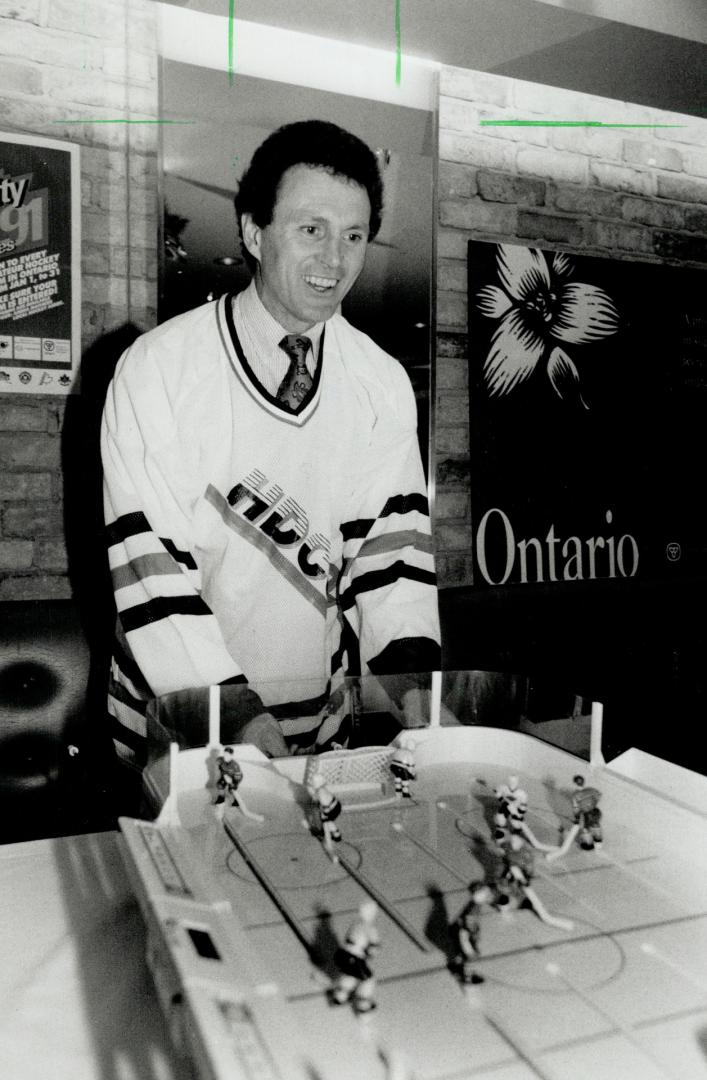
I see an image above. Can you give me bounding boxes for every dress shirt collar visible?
[237,279,324,355]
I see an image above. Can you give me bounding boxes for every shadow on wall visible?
[60,324,143,807]
[62,322,142,664]
[0,325,150,843]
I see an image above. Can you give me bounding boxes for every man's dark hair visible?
[235,119,384,272]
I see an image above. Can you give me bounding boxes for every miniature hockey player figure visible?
[572,775,603,850]
[331,900,380,1013]
[494,774,528,841]
[497,835,574,931]
[546,774,602,861]
[390,738,416,799]
[307,772,343,858]
[451,882,493,985]
[215,745,242,806]
[214,746,264,822]
[494,774,553,851]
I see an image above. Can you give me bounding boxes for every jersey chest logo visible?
[227,469,330,578]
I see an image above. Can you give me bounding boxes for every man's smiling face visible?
[242,164,372,333]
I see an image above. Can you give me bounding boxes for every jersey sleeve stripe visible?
[108,710,148,762]
[111,552,190,592]
[108,677,149,763]
[346,551,434,595]
[340,517,375,542]
[159,538,198,569]
[339,561,437,611]
[340,493,431,543]
[367,636,442,675]
[114,575,208,613]
[113,619,153,693]
[354,530,435,562]
[340,532,435,590]
[106,514,197,571]
[109,673,148,719]
[106,511,151,546]
[119,594,214,633]
[112,646,151,699]
[380,492,430,519]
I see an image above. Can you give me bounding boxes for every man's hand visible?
[218,685,289,756]
[234,712,289,757]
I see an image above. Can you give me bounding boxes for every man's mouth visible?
[304,275,338,292]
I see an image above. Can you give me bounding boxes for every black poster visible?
[467,239,707,587]
[0,132,80,394]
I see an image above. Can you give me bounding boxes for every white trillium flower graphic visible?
[476,244,620,408]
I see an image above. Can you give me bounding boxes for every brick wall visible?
[434,66,707,587]
[0,0,159,601]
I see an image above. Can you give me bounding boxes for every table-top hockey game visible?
[118,678,707,1080]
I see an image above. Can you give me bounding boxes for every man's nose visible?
[321,235,344,270]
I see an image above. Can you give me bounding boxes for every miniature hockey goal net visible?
[303,746,397,810]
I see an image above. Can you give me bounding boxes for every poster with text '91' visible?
[0,133,80,395]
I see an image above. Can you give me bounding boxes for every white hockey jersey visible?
[101,292,440,766]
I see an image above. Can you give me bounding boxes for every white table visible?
[0,830,192,1079]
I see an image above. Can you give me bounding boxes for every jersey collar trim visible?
[218,292,324,425]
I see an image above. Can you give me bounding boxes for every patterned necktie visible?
[277,334,313,412]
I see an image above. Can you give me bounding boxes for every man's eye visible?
[346,233,364,244]
[302,225,321,236]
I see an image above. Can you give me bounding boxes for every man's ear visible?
[241,213,262,265]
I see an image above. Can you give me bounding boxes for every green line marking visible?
[395,0,401,85]
[52,119,196,125]
[228,0,236,84]
[480,120,684,128]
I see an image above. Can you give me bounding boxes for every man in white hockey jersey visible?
[101,120,441,776]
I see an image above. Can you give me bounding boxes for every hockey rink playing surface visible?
[178,730,707,1080]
